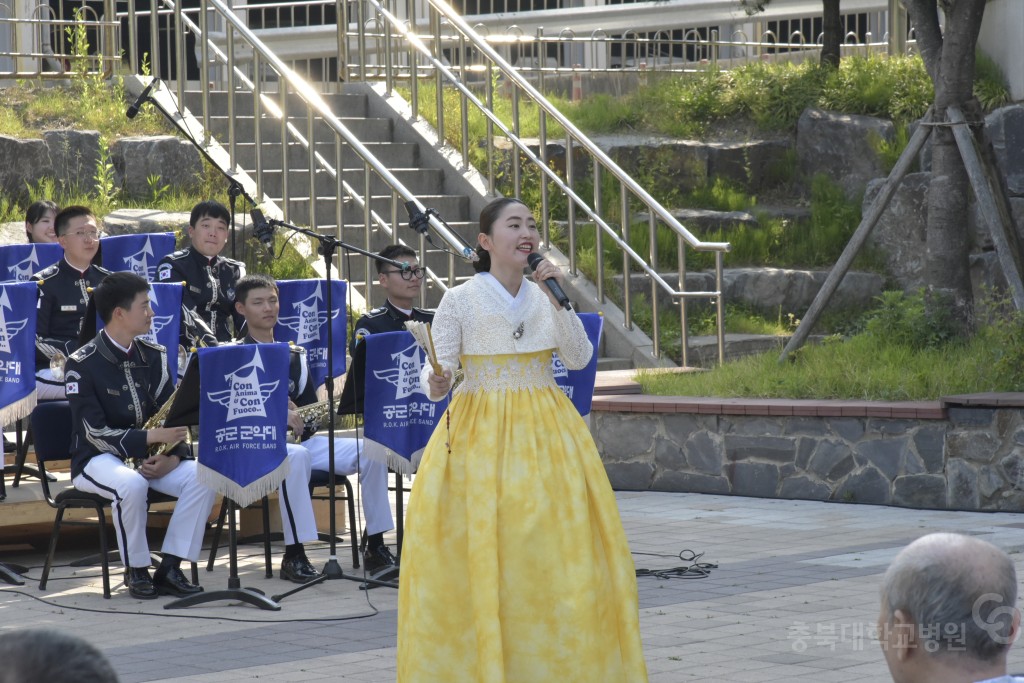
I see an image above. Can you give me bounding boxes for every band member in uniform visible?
[25,200,59,243]
[350,244,433,353]
[226,277,323,583]
[235,274,399,575]
[66,272,216,600]
[157,200,245,345]
[340,244,433,415]
[33,206,111,400]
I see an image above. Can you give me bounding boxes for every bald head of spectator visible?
[0,628,119,683]
[878,532,1021,683]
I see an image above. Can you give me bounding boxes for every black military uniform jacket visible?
[66,332,177,479]
[238,334,319,440]
[340,299,434,414]
[33,258,111,367]
[157,247,245,344]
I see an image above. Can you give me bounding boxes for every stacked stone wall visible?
[593,401,1024,512]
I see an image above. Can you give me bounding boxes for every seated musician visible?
[66,272,216,600]
[341,244,433,414]
[33,206,111,399]
[234,274,399,576]
[157,200,244,346]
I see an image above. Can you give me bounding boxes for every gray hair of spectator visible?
[0,628,119,683]
[881,532,1017,663]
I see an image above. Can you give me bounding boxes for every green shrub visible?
[974,50,1010,112]
[729,60,826,130]
[818,54,931,124]
[863,289,958,351]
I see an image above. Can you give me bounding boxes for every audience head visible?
[879,532,1020,683]
[0,628,119,683]
[25,200,59,243]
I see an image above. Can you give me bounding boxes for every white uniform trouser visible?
[281,444,318,546]
[73,454,217,569]
[36,369,65,400]
[304,436,393,536]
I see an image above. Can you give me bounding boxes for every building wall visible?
[979,0,1024,101]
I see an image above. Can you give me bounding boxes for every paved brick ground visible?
[3,490,1024,682]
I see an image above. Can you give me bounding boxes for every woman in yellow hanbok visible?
[397,198,648,682]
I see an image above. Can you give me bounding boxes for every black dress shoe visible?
[280,555,322,584]
[2,436,14,454]
[363,545,399,575]
[153,567,203,597]
[126,567,158,600]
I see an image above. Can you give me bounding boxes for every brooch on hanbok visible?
[512,321,525,340]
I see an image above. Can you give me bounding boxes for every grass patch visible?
[637,330,1002,400]
[411,53,938,151]
[0,79,169,140]
[638,290,1018,400]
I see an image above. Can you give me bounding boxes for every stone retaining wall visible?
[590,394,1024,512]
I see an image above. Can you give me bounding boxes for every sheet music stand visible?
[163,354,279,610]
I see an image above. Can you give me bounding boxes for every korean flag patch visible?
[65,370,81,395]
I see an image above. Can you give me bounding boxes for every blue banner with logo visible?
[0,243,62,282]
[100,233,176,282]
[362,331,448,473]
[273,279,347,391]
[196,343,290,506]
[140,282,184,382]
[553,312,603,419]
[0,282,37,423]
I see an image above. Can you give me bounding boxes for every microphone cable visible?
[633,548,717,580]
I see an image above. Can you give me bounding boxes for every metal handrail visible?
[359,0,729,363]
[144,0,471,305]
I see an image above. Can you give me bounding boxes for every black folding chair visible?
[34,401,198,599]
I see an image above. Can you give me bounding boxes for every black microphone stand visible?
[227,180,243,260]
[265,218,407,600]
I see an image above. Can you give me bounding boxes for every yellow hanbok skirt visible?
[397,352,648,682]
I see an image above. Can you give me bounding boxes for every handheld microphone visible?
[405,200,430,235]
[126,78,159,119]
[527,252,571,310]
[250,208,275,250]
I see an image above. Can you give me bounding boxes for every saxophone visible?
[293,398,341,442]
[142,387,185,460]
[141,327,211,460]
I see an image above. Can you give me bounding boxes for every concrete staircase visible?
[181,87,479,309]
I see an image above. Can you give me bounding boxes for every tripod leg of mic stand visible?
[358,566,399,591]
[165,500,280,611]
[0,562,26,585]
[271,571,329,602]
[164,586,281,610]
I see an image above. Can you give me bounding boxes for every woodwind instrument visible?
[142,322,211,460]
[292,398,341,442]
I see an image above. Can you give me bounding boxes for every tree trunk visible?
[820,0,842,68]
[902,0,988,332]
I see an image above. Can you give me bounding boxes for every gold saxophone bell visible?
[49,351,67,382]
